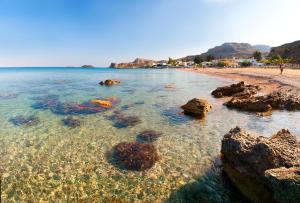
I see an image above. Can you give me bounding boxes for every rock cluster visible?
[225,90,300,113]
[221,127,300,203]
[211,81,260,98]
[181,98,212,118]
[99,80,121,86]
[112,142,159,170]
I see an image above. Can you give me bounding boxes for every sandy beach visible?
[181,67,300,94]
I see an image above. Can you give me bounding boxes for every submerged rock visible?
[137,130,163,143]
[10,115,40,126]
[225,90,300,113]
[212,81,260,98]
[221,127,300,203]
[62,116,81,128]
[112,142,159,170]
[31,94,60,110]
[99,80,121,86]
[106,112,141,128]
[181,98,212,118]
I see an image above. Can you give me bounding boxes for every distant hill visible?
[253,45,271,53]
[184,42,270,61]
[269,40,300,62]
[81,65,94,68]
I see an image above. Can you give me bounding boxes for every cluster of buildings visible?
[151,57,265,69]
[200,57,264,68]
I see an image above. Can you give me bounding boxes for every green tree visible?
[270,54,281,61]
[167,57,176,66]
[194,56,203,65]
[206,55,215,62]
[253,51,262,61]
[241,60,252,67]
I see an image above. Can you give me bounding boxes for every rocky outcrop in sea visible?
[225,90,300,113]
[181,98,212,119]
[211,81,260,98]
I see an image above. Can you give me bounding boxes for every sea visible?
[0,67,299,202]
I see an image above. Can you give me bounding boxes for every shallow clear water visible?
[0,67,299,202]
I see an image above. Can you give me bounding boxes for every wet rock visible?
[99,80,121,86]
[112,142,159,170]
[212,81,260,98]
[225,96,272,112]
[181,98,212,118]
[106,113,141,128]
[62,116,81,128]
[10,115,40,126]
[225,90,300,113]
[265,167,300,203]
[137,130,163,143]
[221,127,300,203]
[265,91,300,110]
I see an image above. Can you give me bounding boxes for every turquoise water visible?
[0,67,299,202]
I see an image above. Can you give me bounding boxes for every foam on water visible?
[0,67,299,202]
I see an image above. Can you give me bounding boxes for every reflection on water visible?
[0,67,299,202]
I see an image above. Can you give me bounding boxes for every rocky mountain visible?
[269,40,300,62]
[184,42,271,61]
[110,58,156,68]
[202,43,256,58]
[252,44,271,53]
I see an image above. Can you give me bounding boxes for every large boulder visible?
[181,98,212,118]
[225,90,300,113]
[212,81,260,98]
[221,127,300,202]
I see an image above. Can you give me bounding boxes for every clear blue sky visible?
[0,0,299,67]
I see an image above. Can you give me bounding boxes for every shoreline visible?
[179,67,300,94]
